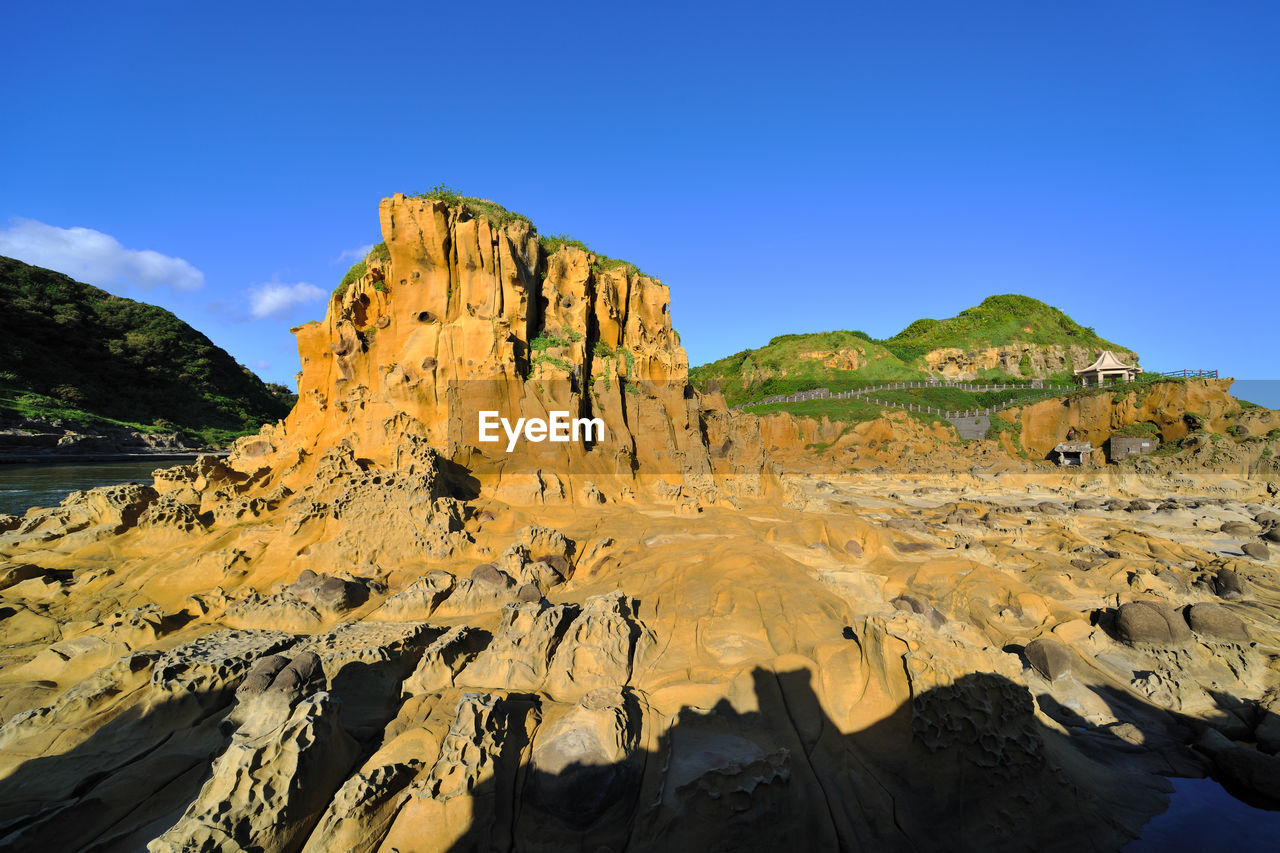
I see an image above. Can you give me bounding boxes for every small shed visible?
[1053,441,1094,467]
[1110,435,1160,462]
[1075,351,1141,386]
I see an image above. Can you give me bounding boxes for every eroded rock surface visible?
[2,195,1279,852]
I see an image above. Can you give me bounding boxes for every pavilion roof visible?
[1075,351,1139,375]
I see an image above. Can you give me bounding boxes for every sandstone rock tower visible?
[237,193,759,507]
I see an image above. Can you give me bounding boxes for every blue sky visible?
[2,1,1277,388]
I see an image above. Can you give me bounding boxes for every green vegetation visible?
[690,295,1136,409]
[690,330,922,405]
[370,241,390,261]
[408,185,652,278]
[593,340,614,358]
[751,395,940,429]
[0,256,292,444]
[539,233,649,279]
[532,353,574,373]
[336,259,366,297]
[871,385,1049,412]
[530,333,569,352]
[880,294,1128,361]
[1113,421,1160,437]
[410,185,532,229]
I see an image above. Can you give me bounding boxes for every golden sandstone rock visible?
[1,196,1279,850]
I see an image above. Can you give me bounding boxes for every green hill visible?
[0,256,292,444]
[691,294,1135,406]
[880,294,1128,363]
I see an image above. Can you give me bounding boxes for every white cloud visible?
[248,281,326,319]
[0,217,204,291]
[335,243,374,264]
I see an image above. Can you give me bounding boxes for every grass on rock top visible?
[409,185,652,279]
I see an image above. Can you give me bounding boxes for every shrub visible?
[410,186,531,228]
[335,260,366,297]
[530,333,569,352]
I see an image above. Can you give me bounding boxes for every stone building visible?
[1110,435,1160,462]
[1053,441,1095,467]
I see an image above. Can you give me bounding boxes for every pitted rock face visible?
[912,673,1044,776]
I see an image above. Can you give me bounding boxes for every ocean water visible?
[0,459,194,516]
[1231,379,1280,410]
[1126,776,1280,852]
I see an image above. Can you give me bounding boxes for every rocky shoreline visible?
[0,419,218,465]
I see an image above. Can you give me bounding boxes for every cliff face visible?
[1010,378,1241,458]
[923,343,1138,380]
[240,195,762,505]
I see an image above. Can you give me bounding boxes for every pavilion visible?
[1075,351,1141,386]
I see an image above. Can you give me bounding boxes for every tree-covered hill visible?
[0,256,291,441]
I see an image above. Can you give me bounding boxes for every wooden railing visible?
[1159,369,1218,379]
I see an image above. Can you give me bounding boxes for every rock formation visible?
[1,195,1278,851]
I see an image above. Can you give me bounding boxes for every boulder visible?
[891,595,947,628]
[1220,521,1259,537]
[1024,637,1073,681]
[1255,694,1280,755]
[1197,729,1280,806]
[1114,601,1192,645]
[1242,542,1270,560]
[1213,568,1247,600]
[1185,603,1249,642]
[471,563,514,588]
[288,571,366,613]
